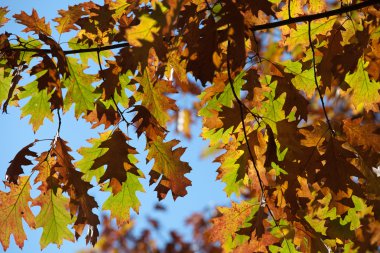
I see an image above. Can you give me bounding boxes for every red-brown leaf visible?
[6,142,37,184]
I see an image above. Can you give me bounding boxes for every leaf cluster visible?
[1,0,380,252]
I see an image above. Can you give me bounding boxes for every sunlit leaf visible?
[32,189,74,249]
[63,57,99,118]
[0,177,35,251]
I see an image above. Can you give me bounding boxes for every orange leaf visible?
[0,177,35,251]
[54,4,86,34]
[146,137,192,200]
[13,9,51,35]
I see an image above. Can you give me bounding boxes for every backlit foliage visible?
[1,0,380,252]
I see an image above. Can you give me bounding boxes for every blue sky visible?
[0,1,230,252]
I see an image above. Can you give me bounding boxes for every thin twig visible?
[226,39,265,199]
[307,21,335,136]
[250,31,291,251]
[5,42,130,55]
[53,109,62,145]
[96,49,130,127]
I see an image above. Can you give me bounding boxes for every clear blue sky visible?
[0,1,230,252]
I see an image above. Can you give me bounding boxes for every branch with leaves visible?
[1,0,380,252]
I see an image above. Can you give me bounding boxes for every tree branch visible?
[251,0,378,31]
[226,39,265,196]
[2,1,377,55]
[4,42,130,55]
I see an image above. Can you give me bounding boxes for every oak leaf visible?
[13,9,51,35]
[90,128,141,194]
[76,131,111,182]
[54,4,86,34]
[134,69,177,126]
[32,189,74,249]
[83,100,120,129]
[0,67,13,109]
[125,14,159,47]
[63,57,99,118]
[218,1,246,72]
[29,54,63,110]
[317,139,363,193]
[0,7,9,28]
[51,138,99,245]
[340,195,372,230]
[207,200,259,251]
[214,139,246,197]
[146,137,192,200]
[38,34,70,77]
[18,80,54,132]
[5,142,37,184]
[0,177,35,251]
[130,105,167,141]
[344,58,380,112]
[343,118,380,152]
[102,172,145,226]
[184,14,218,84]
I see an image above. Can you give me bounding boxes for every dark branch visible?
[5,42,130,55]
[3,1,378,55]
[226,39,265,195]
[251,0,378,31]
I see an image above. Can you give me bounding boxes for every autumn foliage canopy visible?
[1,0,380,252]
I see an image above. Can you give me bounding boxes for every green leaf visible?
[215,146,245,197]
[344,58,380,111]
[282,60,318,98]
[218,71,245,107]
[134,69,177,126]
[201,127,233,146]
[76,131,112,182]
[0,67,12,108]
[32,189,74,249]
[271,162,288,176]
[269,239,301,253]
[253,77,286,131]
[340,195,372,230]
[12,37,43,64]
[102,172,145,226]
[304,216,327,235]
[18,79,53,132]
[284,18,336,51]
[63,57,100,118]
[68,38,113,65]
[126,14,159,47]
